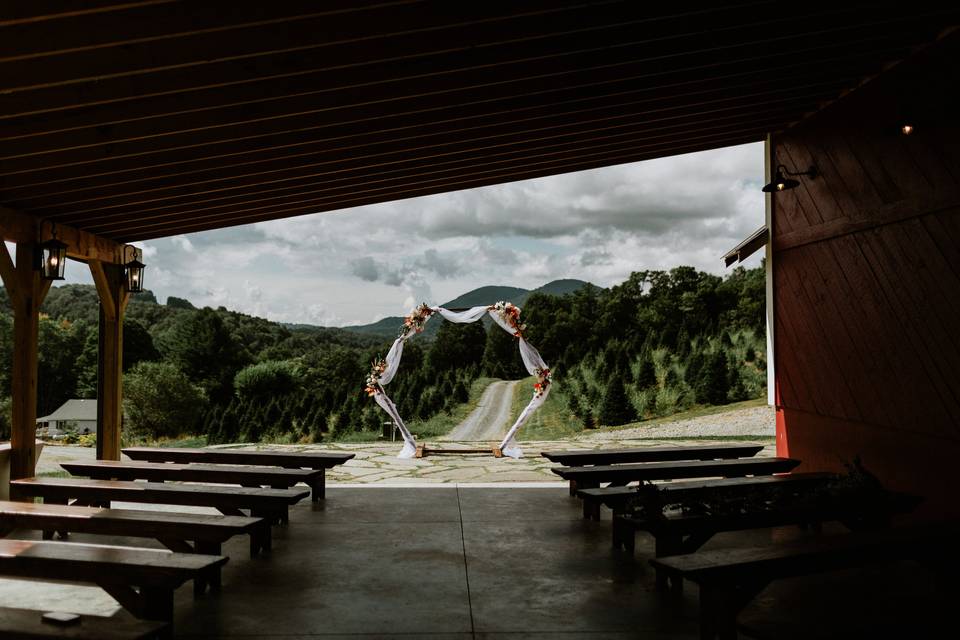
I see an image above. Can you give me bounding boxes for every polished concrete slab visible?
[2,486,951,638]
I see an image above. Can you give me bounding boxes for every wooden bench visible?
[0,539,227,629]
[122,447,354,501]
[617,494,920,580]
[0,606,169,639]
[0,500,270,561]
[577,472,835,520]
[650,524,958,640]
[551,457,801,493]
[10,478,310,525]
[61,460,320,491]
[543,444,765,494]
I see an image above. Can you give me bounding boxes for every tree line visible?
[0,264,765,443]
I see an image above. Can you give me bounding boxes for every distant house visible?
[36,399,98,437]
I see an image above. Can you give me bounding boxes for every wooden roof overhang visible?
[0,1,957,244]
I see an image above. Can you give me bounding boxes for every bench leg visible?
[612,517,635,554]
[250,522,272,557]
[697,579,770,640]
[195,540,223,594]
[140,587,175,621]
[310,470,325,501]
[583,498,601,521]
[569,480,577,497]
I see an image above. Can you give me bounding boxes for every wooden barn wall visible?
[771,33,960,519]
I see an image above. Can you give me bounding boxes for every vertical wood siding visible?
[772,33,960,516]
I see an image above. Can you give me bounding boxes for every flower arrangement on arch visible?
[364,357,387,396]
[400,303,434,338]
[533,367,552,398]
[490,301,526,336]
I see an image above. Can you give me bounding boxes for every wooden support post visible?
[0,241,50,483]
[90,260,129,461]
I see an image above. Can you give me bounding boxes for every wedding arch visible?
[364,301,551,459]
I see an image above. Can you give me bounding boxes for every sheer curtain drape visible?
[369,303,550,458]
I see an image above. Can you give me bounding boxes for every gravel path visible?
[579,405,775,441]
[441,380,518,441]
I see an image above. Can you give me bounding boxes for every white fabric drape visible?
[369,302,551,459]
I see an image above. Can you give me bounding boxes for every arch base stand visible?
[415,445,504,458]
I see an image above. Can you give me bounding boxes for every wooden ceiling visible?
[0,1,956,242]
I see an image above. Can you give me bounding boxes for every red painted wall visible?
[772,33,960,519]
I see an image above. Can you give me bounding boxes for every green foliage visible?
[166,296,196,310]
[123,361,207,440]
[234,360,299,399]
[481,324,526,379]
[599,378,636,426]
[0,263,765,445]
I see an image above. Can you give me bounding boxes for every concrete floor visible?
[2,486,952,638]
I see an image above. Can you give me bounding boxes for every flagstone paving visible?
[34,405,776,483]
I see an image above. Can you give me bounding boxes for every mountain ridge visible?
[334,278,596,337]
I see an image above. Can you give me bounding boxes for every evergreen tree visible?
[453,380,469,404]
[636,356,657,390]
[697,350,730,405]
[581,410,595,430]
[685,351,705,387]
[481,325,525,379]
[598,378,635,426]
[566,393,582,417]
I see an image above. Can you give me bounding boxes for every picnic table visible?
[0,500,270,561]
[543,444,765,493]
[551,457,801,492]
[61,460,320,490]
[0,539,226,627]
[577,472,835,520]
[10,477,310,525]
[122,447,354,501]
[650,523,956,639]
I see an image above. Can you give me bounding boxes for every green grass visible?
[509,377,583,441]
[329,376,501,443]
[37,470,72,478]
[508,380,768,441]
[408,377,498,439]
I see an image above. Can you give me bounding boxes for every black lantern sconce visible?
[37,222,68,281]
[762,164,818,193]
[124,245,146,293]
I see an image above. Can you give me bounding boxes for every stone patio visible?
[36,438,776,485]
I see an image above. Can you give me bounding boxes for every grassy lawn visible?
[509,379,769,441]
[509,377,583,441]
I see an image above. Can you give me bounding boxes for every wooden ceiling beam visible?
[19,85,842,214]
[64,116,792,232]
[31,96,829,221]
[0,205,133,264]
[0,8,933,123]
[102,127,771,239]
[0,69,845,197]
[0,41,906,181]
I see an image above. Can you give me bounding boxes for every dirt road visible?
[441,380,518,441]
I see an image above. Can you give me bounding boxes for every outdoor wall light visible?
[900,123,915,136]
[124,246,145,293]
[37,222,68,281]
[761,164,818,192]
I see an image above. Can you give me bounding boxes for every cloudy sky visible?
[60,141,766,327]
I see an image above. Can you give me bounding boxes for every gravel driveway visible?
[441,380,518,441]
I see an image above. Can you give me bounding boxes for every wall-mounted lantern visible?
[124,246,145,293]
[762,164,818,193]
[37,223,68,280]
